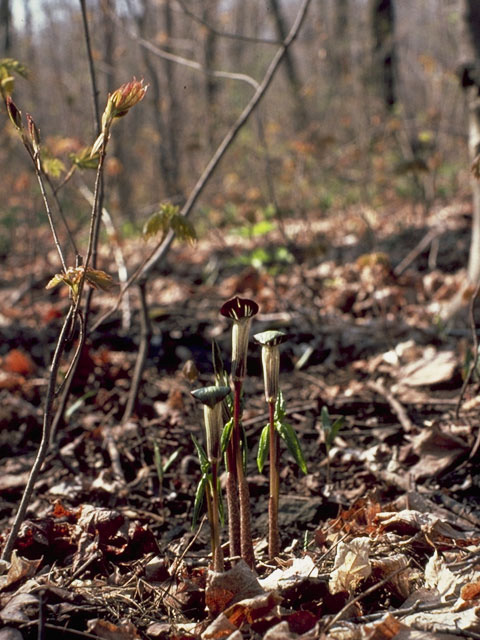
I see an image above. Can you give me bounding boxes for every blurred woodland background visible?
[0,0,473,276]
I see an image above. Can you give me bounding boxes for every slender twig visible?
[122,279,151,423]
[367,379,415,432]
[79,0,101,131]
[112,10,260,90]
[43,170,80,257]
[49,0,106,441]
[31,151,67,273]
[175,0,281,45]
[456,281,480,418]
[2,307,74,562]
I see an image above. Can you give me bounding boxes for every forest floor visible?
[1,198,480,640]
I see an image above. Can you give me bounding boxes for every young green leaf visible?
[153,440,163,484]
[191,434,210,474]
[85,268,115,292]
[0,58,29,78]
[220,417,234,455]
[275,419,308,474]
[41,151,66,178]
[217,476,225,526]
[192,474,207,529]
[163,449,181,474]
[169,213,196,245]
[257,424,270,472]
[326,417,345,449]
[321,405,331,431]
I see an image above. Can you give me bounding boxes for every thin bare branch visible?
[175,0,281,46]
[113,11,260,90]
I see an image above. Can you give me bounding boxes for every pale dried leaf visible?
[259,556,318,591]
[424,552,458,599]
[398,349,457,387]
[0,592,39,624]
[201,613,237,639]
[205,560,264,616]
[329,537,372,594]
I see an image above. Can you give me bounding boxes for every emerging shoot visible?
[191,385,230,572]
[220,296,258,568]
[254,330,307,561]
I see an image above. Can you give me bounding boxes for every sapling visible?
[1,79,147,563]
[191,385,231,572]
[254,330,307,560]
[220,296,258,568]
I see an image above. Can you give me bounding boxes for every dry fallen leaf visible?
[329,537,372,594]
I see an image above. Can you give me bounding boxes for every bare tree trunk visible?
[101,1,134,223]
[0,0,11,54]
[460,0,480,285]
[333,0,349,78]
[269,0,308,131]
[163,0,182,197]
[371,0,397,110]
[201,0,220,149]
[440,0,480,320]
[136,0,181,199]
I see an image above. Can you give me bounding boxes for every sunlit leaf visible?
[41,152,65,178]
[0,58,29,78]
[257,424,269,472]
[85,268,115,292]
[70,146,100,170]
[169,213,196,244]
[221,418,234,455]
[276,419,308,474]
[45,273,65,290]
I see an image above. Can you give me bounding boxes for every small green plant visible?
[220,296,258,568]
[320,406,344,484]
[191,385,231,572]
[254,331,307,560]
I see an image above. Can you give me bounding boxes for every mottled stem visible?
[234,380,254,568]
[268,399,280,560]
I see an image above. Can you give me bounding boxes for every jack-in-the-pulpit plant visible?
[254,330,308,560]
[191,385,231,572]
[220,296,258,568]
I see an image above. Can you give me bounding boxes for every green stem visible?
[268,399,280,560]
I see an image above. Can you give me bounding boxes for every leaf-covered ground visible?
[1,201,480,639]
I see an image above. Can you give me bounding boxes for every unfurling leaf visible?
[275,419,307,474]
[0,58,29,79]
[143,203,196,244]
[45,274,65,290]
[70,146,100,170]
[221,418,234,455]
[46,266,114,301]
[84,268,115,292]
[169,213,196,244]
[40,150,65,178]
[257,424,269,472]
